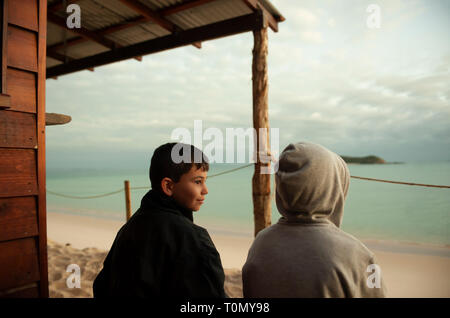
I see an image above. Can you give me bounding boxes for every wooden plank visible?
[6,67,36,113]
[0,110,37,148]
[8,0,38,32]
[0,237,40,291]
[7,25,38,72]
[47,12,265,78]
[0,197,38,242]
[0,93,10,109]
[37,0,49,298]
[0,149,38,198]
[252,27,271,237]
[46,112,71,126]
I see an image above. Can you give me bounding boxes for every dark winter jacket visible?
[93,189,226,298]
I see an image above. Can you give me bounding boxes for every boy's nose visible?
[202,184,208,195]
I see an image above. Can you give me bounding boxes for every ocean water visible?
[46,162,450,246]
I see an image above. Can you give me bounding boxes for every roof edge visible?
[260,0,285,22]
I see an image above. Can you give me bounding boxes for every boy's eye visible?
[195,180,202,184]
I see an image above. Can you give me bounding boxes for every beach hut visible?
[0,0,284,298]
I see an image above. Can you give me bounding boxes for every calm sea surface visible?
[46,162,450,246]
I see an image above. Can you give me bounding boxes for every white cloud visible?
[289,8,320,27]
[300,31,323,44]
[46,0,450,165]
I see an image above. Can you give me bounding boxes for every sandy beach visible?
[47,212,450,298]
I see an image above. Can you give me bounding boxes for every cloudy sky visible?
[46,0,450,169]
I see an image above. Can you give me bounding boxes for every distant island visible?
[340,155,386,164]
[339,155,403,164]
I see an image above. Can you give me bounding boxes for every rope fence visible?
[46,163,450,200]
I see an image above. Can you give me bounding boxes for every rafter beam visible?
[47,15,147,53]
[118,0,201,49]
[118,0,178,32]
[47,0,214,55]
[47,11,142,61]
[48,11,119,49]
[47,12,265,78]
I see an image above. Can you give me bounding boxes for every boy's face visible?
[171,166,208,212]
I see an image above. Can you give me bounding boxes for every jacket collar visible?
[140,189,194,222]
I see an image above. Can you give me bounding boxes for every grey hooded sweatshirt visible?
[242,142,387,298]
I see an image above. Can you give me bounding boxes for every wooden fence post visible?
[124,180,131,221]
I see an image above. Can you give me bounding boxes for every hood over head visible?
[275,142,350,227]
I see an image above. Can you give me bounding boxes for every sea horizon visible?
[46,161,450,248]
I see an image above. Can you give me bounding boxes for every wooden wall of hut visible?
[0,0,48,298]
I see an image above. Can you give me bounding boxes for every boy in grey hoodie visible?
[242,142,387,297]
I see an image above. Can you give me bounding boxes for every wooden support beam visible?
[47,12,265,78]
[252,26,271,237]
[37,0,49,298]
[242,0,278,32]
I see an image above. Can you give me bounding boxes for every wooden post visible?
[124,180,132,221]
[252,26,271,237]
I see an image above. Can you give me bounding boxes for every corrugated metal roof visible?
[61,41,111,59]
[46,0,284,74]
[107,22,170,46]
[167,0,253,30]
[139,0,185,11]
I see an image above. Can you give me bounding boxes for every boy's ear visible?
[161,177,175,196]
